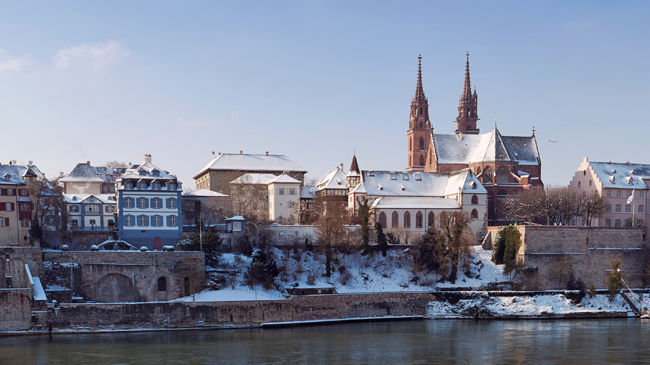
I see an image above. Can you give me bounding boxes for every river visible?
[1,319,650,364]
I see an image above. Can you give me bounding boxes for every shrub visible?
[247,249,279,289]
[492,225,521,274]
[606,261,623,300]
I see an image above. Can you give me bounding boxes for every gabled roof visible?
[267,173,301,184]
[195,153,305,178]
[316,166,348,191]
[585,160,650,190]
[433,127,540,166]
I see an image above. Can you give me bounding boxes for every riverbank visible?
[3,289,646,336]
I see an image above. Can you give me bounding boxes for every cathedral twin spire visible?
[454,52,480,135]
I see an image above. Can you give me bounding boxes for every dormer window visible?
[378,185,383,190]
[626,176,633,185]
[400,186,406,191]
[403,174,409,181]
[139,170,146,176]
[414,173,422,181]
[390,173,397,180]
[152,169,160,177]
[609,176,615,183]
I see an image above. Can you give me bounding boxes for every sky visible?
[0,1,648,189]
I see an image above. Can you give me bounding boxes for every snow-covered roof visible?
[267,173,301,184]
[60,162,125,183]
[120,155,177,181]
[195,153,306,177]
[361,169,486,197]
[63,193,116,204]
[433,128,540,166]
[0,164,44,185]
[370,196,461,209]
[587,160,650,190]
[230,173,278,185]
[317,166,348,191]
[350,182,367,194]
[300,185,317,199]
[183,189,228,197]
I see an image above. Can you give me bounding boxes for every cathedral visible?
[407,54,543,225]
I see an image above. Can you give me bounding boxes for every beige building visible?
[194,152,306,195]
[230,173,300,223]
[60,162,125,195]
[569,157,649,230]
[0,163,41,245]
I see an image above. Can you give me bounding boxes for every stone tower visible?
[406,54,432,172]
[454,53,479,135]
[346,153,361,188]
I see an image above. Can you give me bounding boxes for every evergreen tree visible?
[375,222,388,257]
[359,198,371,250]
[607,261,623,300]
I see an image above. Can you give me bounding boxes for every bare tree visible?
[230,175,268,221]
[316,199,348,277]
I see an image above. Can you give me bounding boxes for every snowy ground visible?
[174,246,510,302]
[427,294,637,318]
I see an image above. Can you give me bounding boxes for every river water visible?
[1,319,650,364]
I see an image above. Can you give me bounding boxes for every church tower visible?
[406,54,431,172]
[454,53,479,135]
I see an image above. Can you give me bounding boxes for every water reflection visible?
[0,319,649,364]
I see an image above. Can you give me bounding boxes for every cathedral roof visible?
[433,128,540,166]
[360,168,486,197]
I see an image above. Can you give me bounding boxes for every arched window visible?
[157,277,167,292]
[409,138,412,151]
[428,212,435,227]
[419,155,424,166]
[483,166,493,184]
[415,211,423,228]
[378,212,387,228]
[418,137,424,151]
[391,211,399,228]
[471,195,478,205]
[471,209,479,219]
[404,211,411,228]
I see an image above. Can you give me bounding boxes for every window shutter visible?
[10,203,14,211]
[4,218,8,226]
[166,215,170,226]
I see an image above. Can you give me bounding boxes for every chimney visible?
[86,161,91,165]
[212,151,216,156]
[143,154,152,164]
[265,151,269,156]
[240,150,243,155]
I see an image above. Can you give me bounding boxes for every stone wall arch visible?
[95,273,137,302]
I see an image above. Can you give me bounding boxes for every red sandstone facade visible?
[408,54,544,224]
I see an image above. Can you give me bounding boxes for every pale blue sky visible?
[0,1,648,188]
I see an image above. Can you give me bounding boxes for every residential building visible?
[181,189,230,231]
[407,54,543,225]
[193,151,306,195]
[0,162,41,245]
[229,173,300,223]
[568,157,650,230]
[116,154,183,249]
[64,194,117,231]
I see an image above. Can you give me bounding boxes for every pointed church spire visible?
[414,54,426,102]
[463,52,471,99]
[407,54,431,172]
[454,52,480,135]
[349,154,360,175]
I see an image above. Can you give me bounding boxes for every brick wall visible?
[0,289,32,330]
[487,226,647,290]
